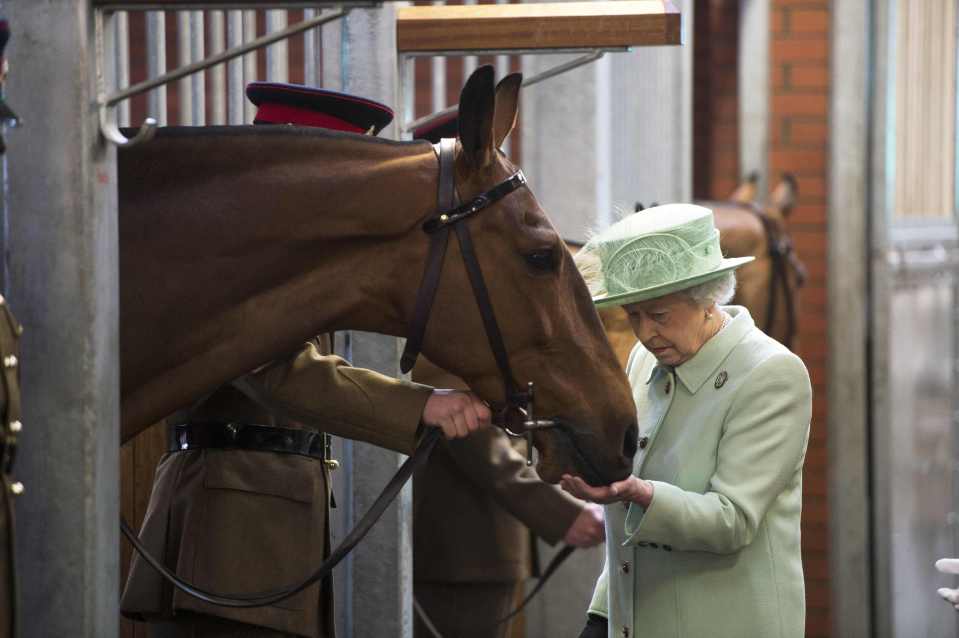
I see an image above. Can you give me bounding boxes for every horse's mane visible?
[143,124,429,150]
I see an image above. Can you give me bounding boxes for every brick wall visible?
[771,2,831,635]
[692,0,740,200]
[694,1,833,636]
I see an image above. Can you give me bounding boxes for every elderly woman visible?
[563,203,811,638]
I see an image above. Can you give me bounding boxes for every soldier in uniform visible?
[121,84,492,638]
[412,358,604,638]
[0,18,22,637]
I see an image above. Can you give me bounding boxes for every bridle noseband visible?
[401,137,559,464]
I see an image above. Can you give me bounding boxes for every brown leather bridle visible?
[401,137,562,465]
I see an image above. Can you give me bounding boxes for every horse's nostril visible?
[623,426,638,458]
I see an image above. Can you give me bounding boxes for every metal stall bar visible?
[115,11,131,126]
[210,10,227,124]
[304,8,320,86]
[243,9,258,121]
[177,11,194,124]
[495,0,510,155]
[404,49,607,133]
[97,6,362,145]
[430,0,446,114]
[146,11,169,125]
[266,9,290,81]
[227,10,245,123]
[190,10,206,124]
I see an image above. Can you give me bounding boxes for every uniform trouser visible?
[150,613,299,638]
[414,582,520,638]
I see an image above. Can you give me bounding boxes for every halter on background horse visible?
[119,66,637,486]
[599,174,805,366]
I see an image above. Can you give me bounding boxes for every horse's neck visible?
[119,128,438,439]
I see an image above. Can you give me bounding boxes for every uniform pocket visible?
[184,450,317,613]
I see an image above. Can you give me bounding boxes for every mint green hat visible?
[576,203,754,308]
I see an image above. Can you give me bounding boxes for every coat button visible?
[649,542,659,549]
[664,544,673,551]
[620,561,630,574]
[638,436,649,450]
[664,379,671,394]
[622,627,630,637]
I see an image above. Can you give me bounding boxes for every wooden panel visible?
[892,0,957,219]
[120,421,168,638]
[397,1,681,53]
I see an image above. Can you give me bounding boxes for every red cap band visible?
[253,103,366,133]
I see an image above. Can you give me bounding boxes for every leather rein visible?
[121,137,575,611]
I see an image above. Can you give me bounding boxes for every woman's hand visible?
[560,474,655,508]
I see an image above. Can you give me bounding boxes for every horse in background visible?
[596,173,806,368]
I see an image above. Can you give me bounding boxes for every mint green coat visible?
[588,306,811,638]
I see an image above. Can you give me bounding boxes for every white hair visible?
[682,271,737,307]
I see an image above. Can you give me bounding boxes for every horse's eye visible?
[525,249,556,272]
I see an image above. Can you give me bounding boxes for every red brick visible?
[790,118,829,145]
[773,39,829,63]
[772,93,829,116]
[770,148,826,172]
[805,578,832,606]
[793,174,827,199]
[772,7,789,33]
[789,203,828,226]
[804,555,830,580]
[772,63,789,89]
[774,0,830,6]
[790,8,831,33]
[790,63,830,89]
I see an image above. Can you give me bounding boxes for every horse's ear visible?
[458,65,497,168]
[493,73,522,149]
[769,173,798,217]
[729,171,759,204]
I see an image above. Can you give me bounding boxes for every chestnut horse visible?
[598,174,805,368]
[118,67,636,485]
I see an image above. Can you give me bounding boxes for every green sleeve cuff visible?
[623,480,681,545]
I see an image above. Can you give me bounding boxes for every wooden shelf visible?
[397,1,680,54]
[92,1,375,7]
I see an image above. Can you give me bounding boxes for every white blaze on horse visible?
[119,66,638,486]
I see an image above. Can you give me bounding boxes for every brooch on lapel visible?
[714,371,728,389]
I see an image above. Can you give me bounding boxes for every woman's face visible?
[623,292,715,366]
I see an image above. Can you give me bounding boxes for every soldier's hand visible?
[422,389,492,439]
[564,503,605,548]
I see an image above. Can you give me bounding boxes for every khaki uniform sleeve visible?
[256,342,432,455]
[444,429,584,545]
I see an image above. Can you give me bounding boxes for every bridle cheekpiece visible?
[401,138,557,464]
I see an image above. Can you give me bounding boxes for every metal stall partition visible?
[869,1,959,636]
[94,6,398,638]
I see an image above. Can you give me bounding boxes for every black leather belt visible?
[169,421,329,461]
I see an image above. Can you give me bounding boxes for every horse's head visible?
[410,66,636,485]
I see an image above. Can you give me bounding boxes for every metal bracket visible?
[94,4,371,147]
[404,49,611,133]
